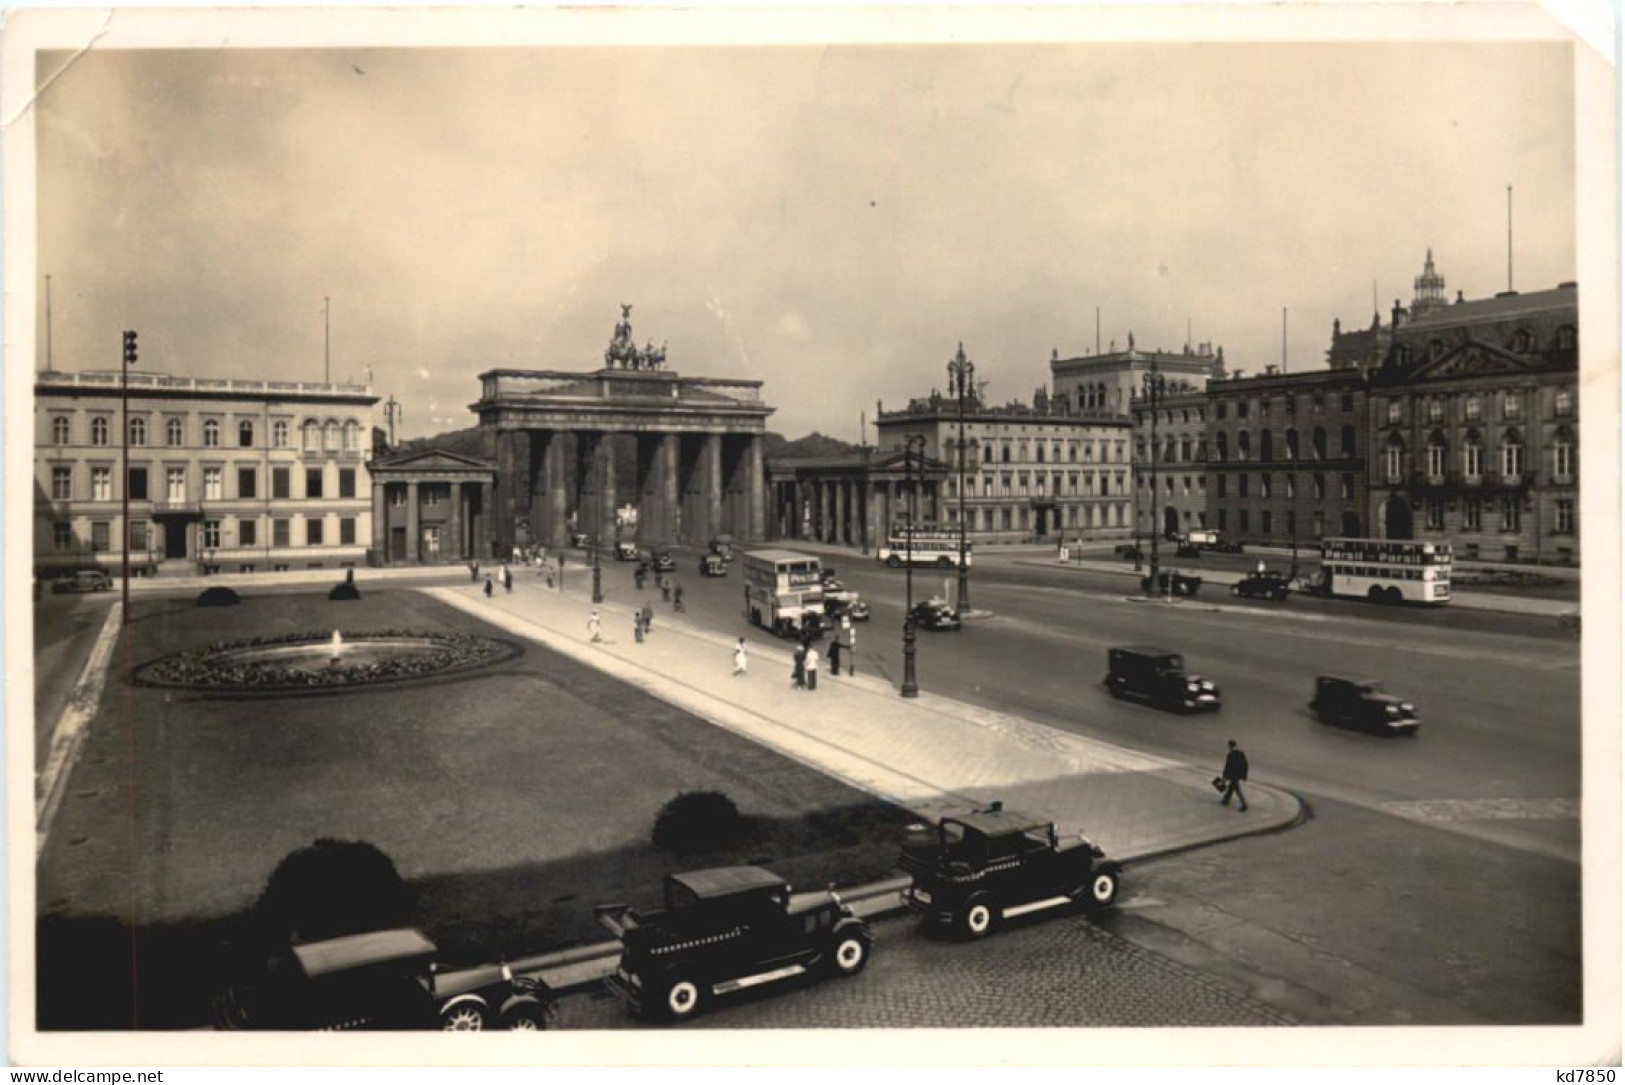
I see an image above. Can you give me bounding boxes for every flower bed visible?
[132,629,522,693]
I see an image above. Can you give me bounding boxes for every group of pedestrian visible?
[791,641,820,691]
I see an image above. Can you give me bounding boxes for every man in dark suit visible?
[1220,739,1249,812]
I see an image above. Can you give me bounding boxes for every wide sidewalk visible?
[426,578,1301,864]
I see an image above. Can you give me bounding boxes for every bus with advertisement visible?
[1315,537,1452,605]
[741,549,826,637]
[876,525,971,570]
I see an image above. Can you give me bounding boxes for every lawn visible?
[36,587,912,1029]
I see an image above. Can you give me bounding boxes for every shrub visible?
[196,586,241,607]
[254,838,410,945]
[328,582,362,601]
[652,790,747,853]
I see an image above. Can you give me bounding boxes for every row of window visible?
[1213,391,1358,422]
[1137,474,1209,497]
[1418,496,1576,535]
[48,415,363,451]
[969,438,1128,466]
[53,515,361,553]
[1208,472,1358,502]
[944,503,1130,532]
[1381,437,1574,484]
[948,471,1130,498]
[1214,509,1347,536]
[48,464,360,502]
[1383,389,1574,426]
[1209,425,1358,464]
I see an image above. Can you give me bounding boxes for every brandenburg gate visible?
[472,306,774,555]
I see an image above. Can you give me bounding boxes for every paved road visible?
[31,593,115,775]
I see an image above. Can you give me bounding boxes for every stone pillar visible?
[494,429,522,558]
[867,482,883,551]
[746,435,765,541]
[704,433,723,542]
[371,481,388,560]
[406,481,421,563]
[476,482,493,558]
[446,481,463,561]
[597,432,618,544]
[660,433,680,545]
[545,432,569,549]
[528,432,547,548]
[835,480,848,546]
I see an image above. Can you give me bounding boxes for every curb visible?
[36,601,124,854]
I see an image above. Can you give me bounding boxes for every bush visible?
[255,838,410,945]
[328,582,362,601]
[652,790,747,853]
[196,586,241,607]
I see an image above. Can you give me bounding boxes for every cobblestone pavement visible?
[554,913,1297,1029]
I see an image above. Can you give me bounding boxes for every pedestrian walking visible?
[732,637,748,677]
[588,608,603,643]
[470,560,480,583]
[660,576,672,603]
[483,575,494,598]
[634,615,645,643]
[792,644,807,690]
[642,603,654,635]
[1219,739,1250,812]
[634,567,646,591]
[827,638,842,677]
[673,584,685,612]
[1256,558,1267,575]
[805,645,820,692]
[502,564,513,593]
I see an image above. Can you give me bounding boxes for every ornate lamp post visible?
[946,343,975,614]
[120,329,137,624]
[900,433,926,698]
[1143,362,1168,596]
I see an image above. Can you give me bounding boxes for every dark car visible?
[1104,645,1222,713]
[1310,675,1420,736]
[597,866,871,1022]
[709,535,735,562]
[569,532,590,549]
[1230,571,1292,601]
[213,928,554,1031]
[51,569,111,594]
[1140,570,1202,597]
[910,599,961,631]
[652,551,677,573]
[898,803,1123,939]
[826,597,871,622]
[699,553,728,577]
[613,542,642,562]
[1114,544,1144,562]
[1175,544,1204,559]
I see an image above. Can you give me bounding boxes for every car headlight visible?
[1399,702,1415,713]
[1200,681,1215,691]
[1187,682,1201,692]
[1385,705,1400,716]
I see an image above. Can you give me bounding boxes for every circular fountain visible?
[132,629,521,694]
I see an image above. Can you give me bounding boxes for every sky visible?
[33,40,1576,440]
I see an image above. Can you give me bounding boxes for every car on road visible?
[1115,544,1144,562]
[570,532,590,549]
[910,599,961,631]
[699,553,728,577]
[1309,675,1420,736]
[213,928,555,1031]
[826,597,871,622]
[708,535,735,562]
[651,551,677,574]
[613,542,641,562]
[1230,571,1292,601]
[597,866,871,1022]
[898,803,1123,939]
[1140,570,1202,597]
[51,569,111,594]
[1104,645,1222,713]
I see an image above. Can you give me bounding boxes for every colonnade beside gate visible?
[766,476,943,550]
[487,428,766,554]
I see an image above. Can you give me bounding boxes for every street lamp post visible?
[120,330,137,625]
[1143,363,1168,597]
[900,433,925,698]
[947,343,975,614]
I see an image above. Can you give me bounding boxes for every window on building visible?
[1001,508,1012,530]
[203,519,222,549]
[1386,400,1401,425]
[53,522,72,551]
[340,517,356,545]
[1286,510,1296,536]
[1341,473,1355,500]
[1428,399,1444,423]
[1259,430,1273,463]
[240,519,257,547]
[1501,434,1524,479]
[273,518,290,547]
[1312,427,1327,460]
[1217,474,1227,499]
[129,417,147,446]
[1312,510,1325,537]
[167,418,184,446]
[1463,497,1482,531]
[324,421,341,451]
[1238,474,1249,498]
[91,521,110,552]
[128,467,148,501]
[1463,440,1483,480]
[167,467,186,502]
[1426,498,1445,530]
[1503,394,1521,420]
[1218,508,1228,531]
[1554,439,1574,481]
[204,467,223,500]
[1262,510,1272,534]
[274,420,289,448]
[1260,475,1271,499]
[1465,395,1482,421]
[344,420,360,451]
[983,475,993,497]
[1238,401,1250,420]
[1384,442,1404,483]
[1215,432,1228,462]
[1340,393,1355,413]
[91,467,112,501]
[339,469,356,499]
[1313,473,1325,500]
[303,420,320,452]
[1340,425,1357,458]
[239,420,255,447]
[1312,394,1325,414]
[1556,499,1575,534]
[51,416,70,444]
[273,467,290,500]
[306,468,324,499]
[238,467,257,499]
[1502,494,1521,532]
[1427,438,1447,480]
[307,518,325,546]
[51,466,72,500]
[1035,443,1045,463]
[1239,509,1250,532]
[1001,444,1011,463]
[1555,390,1574,417]
[203,419,220,447]
[91,417,109,446]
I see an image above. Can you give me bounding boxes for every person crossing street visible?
[1219,739,1249,812]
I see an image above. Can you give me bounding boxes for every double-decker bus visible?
[740,549,825,637]
[876,525,972,570]
[1317,537,1452,605]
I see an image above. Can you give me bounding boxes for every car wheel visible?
[830,931,871,976]
[961,896,995,939]
[439,1000,490,1031]
[1088,870,1121,908]
[501,1003,549,1031]
[662,977,704,1021]
[886,555,902,569]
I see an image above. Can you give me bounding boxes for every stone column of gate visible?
[371,482,388,560]
[745,435,765,541]
[598,431,619,545]
[476,482,494,559]
[658,433,680,546]
[494,429,524,559]
[527,432,549,551]
[704,433,724,543]
[545,431,569,550]
[835,480,848,546]
[446,480,463,562]
[406,481,421,563]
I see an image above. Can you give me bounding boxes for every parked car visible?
[1140,570,1202,597]
[898,802,1123,939]
[597,866,871,1022]
[569,532,590,549]
[1115,544,1144,561]
[212,928,554,1031]
[819,568,841,590]
[51,569,111,594]
[1184,529,1220,547]
[826,597,871,622]
[652,551,677,573]
[699,553,728,577]
[1210,539,1246,554]
[1175,544,1204,559]
[910,599,961,631]
[1104,645,1222,713]
[1230,571,1292,601]
[613,542,641,562]
[1309,675,1420,736]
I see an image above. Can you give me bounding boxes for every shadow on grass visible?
[38,801,912,1030]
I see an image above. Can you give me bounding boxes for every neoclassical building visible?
[34,369,377,576]
[1051,339,1226,416]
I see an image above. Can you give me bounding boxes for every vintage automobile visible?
[1140,570,1202,597]
[597,866,872,1022]
[1114,544,1144,562]
[1174,544,1204,559]
[1230,571,1292,601]
[51,569,112,594]
[652,551,677,573]
[909,599,961,631]
[1309,675,1421,736]
[898,803,1123,939]
[826,597,871,622]
[699,553,729,577]
[212,928,554,1031]
[569,532,590,549]
[1104,645,1222,713]
[819,568,842,590]
[709,535,736,562]
[613,542,642,562]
